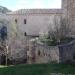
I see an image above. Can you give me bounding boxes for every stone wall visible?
[7,36,30,64]
[27,41,60,64]
[62,0,75,36]
[28,40,75,64]
[0,9,62,64]
[5,9,62,36]
[35,44,59,63]
[58,40,75,63]
[1,38,75,64]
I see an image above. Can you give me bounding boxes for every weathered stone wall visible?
[27,41,60,64]
[35,44,59,63]
[59,40,75,63]
[62,0,75,35]
[6,13,62,36]
[7,36,30,64]
[28,40,75,64]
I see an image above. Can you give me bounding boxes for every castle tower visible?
[62,0,75,36]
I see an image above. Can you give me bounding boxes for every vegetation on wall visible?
[39,17,74,46]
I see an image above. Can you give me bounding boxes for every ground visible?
[0,64,75,75]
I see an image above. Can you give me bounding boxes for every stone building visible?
[0,9,62,64]
[0,0,75,64]
[6,9,62,36]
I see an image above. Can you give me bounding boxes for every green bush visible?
[40,37,75,46]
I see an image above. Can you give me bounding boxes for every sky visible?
[0,0,61,11]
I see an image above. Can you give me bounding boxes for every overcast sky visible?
[0,0,61,11]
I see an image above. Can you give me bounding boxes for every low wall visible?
[35,44,59,63]
[28,40,75,64]
[27,41,60,64]
[58,40,75,63]
[1,38,75,64]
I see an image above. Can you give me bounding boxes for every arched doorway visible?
[1,54,6,65]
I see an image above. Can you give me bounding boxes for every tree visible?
[48,16,72,43]
[0,19,8,41]
[0,19,9,65]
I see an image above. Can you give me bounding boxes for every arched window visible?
[24,32,27,36]
[24,19,26,24]
[38,50,40,56]
[15,19,17,23]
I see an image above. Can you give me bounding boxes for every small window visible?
[38,50,40,56]
[24,19,26,24]
[15,19,17,23]
[24,32,27,36]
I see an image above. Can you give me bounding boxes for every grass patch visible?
[0,63,75,75]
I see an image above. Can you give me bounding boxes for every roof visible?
[6,9,62,15]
